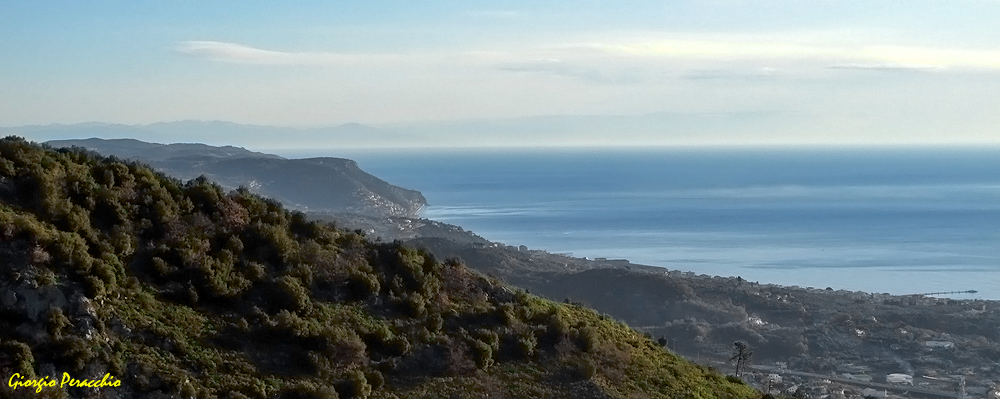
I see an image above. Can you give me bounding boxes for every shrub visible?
[95,253,122,288]
[554,334,579,360]
[345,271,380,301]
[427,312,444,333]
[469,338,495,370]
[324,327,368,368]
[152,256,176,277]
[568,357,597,380]
[518,334,537,358]
[59,336,95,371]
[405,293,428,318]
[443,339,476,375]
[245,261,268,282]
[345,370,371,399]
[187,284,200,304]
[365,370,384,391]
[277,275,312,311]
[46,308,72,340]
[35,267,57,286]
[29,245,52,265]
[84,275,106,298]
[577,326,601,353]
[385,335,411,357]
[1,340,36,377]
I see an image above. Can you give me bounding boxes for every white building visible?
[886,374,914,385]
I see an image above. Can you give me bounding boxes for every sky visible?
[3,0,1000,147]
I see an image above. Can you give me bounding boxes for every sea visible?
[276,146,1000,300]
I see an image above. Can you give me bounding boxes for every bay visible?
[277,146,1000,300]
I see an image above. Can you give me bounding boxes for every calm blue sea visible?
[278,147,1000,300]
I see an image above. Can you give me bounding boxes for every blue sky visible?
[3,1,1000,146]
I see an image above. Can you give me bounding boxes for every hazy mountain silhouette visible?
[4,120,409,149]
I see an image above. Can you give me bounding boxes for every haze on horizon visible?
[4,1,1000,148]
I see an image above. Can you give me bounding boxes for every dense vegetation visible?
[0,137,758,399]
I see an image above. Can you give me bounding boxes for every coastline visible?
[401,232,1000,396]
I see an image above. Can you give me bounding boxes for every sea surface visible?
[278,147,1000,300]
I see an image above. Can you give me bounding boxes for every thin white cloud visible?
[174,41,394,66]
[176,37,1000,83]
[496,59,647,83]
[176,41,289,64]
[566,39,845,60]
[552,37,1000,70]
[859,45,1000,69]
[827,63,945,71]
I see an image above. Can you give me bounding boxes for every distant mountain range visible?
[45,138,425,218]
[1,111,808,150]
[46,137,283,161]
[3,120,410,150]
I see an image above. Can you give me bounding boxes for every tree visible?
[731,341,753,378]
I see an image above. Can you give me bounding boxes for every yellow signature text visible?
[8,372,121,392]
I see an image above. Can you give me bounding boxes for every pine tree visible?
[731,341,752,377]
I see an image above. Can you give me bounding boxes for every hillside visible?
[409,238,1000,397]
[0,137,757,399]
[45,138,426,218]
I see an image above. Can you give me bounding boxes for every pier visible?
[912,290,978,296]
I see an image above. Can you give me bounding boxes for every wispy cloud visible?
[478,35,1000,84]
[174,41,392,66]
[496,59,648,83]
[567,39,844,60]
[553,37,1000,70]
[827,63,945,71]
[858,45,1000,69]
[175,37,1000,84]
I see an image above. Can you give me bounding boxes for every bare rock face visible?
[1,271,88,344]
[0,241,64,321]
[16,284,68,322]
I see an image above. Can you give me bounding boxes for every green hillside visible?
[0,137,758,399]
